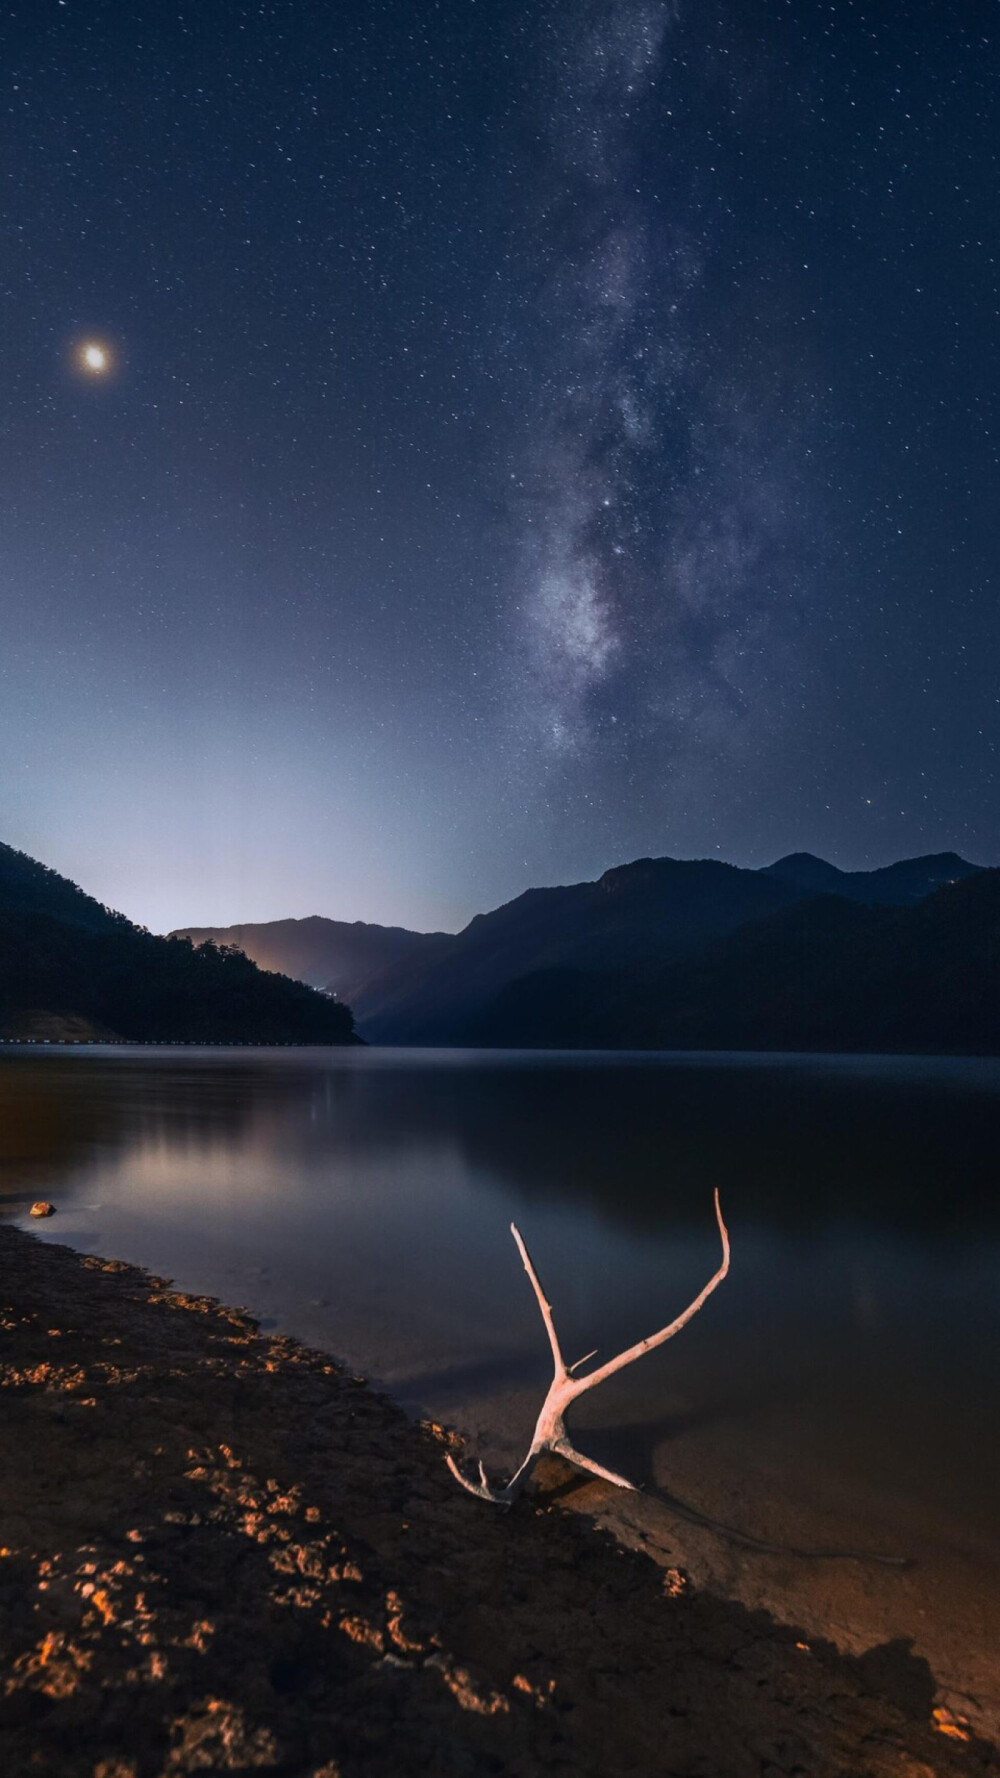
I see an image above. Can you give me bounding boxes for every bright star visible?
[76,340,113,376]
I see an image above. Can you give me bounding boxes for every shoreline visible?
[1,1224,997,1777]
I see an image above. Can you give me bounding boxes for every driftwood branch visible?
[446,1189,730,1505]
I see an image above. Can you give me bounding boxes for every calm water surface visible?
[2,1045,998,1548]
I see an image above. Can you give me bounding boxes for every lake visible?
[2,1044,998,1724]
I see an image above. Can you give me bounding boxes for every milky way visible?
[510,1,814,795]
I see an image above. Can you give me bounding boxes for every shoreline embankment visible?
[1,1223,996,1777]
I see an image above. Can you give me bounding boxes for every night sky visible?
[2,0,997,934]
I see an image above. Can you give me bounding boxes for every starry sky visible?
[2,0,997,934]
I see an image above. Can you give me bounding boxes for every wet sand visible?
[438,1356,1000,1752]
[1,1224,997,1777]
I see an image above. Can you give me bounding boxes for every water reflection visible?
[4,1045,996,1229]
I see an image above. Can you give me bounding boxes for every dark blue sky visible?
[2,0,997,932]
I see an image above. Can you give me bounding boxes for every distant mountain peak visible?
[758,856,843,896]
[170,912,453,1005]
[765,849,836,871]
[769,850,836,869]
[764,849,979,906]
[890,850,968,869]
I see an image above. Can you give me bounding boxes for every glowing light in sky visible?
[76,339,112,375]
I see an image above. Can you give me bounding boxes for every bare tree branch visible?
[445,1190,730,1506]
[509,1221,566,1379]
[568,1190,729,1396]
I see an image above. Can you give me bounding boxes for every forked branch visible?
[446,1189,730,1505]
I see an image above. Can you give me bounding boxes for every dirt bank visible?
[1,1224,996,1778]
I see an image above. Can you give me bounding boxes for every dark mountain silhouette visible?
[0,841,128,933]
[353,851,983,1044]
[170,915,451,1011]
[0,844,357,1045]
[467,871,1000,1055]
[356,858,803,1042]
[167,847,985,1050]
[764,849,978,905]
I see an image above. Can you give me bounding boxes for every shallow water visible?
[2,1044,997,1534]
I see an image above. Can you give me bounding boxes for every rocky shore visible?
[1,1223,996,1778]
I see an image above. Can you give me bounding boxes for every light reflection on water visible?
[1,1045,998,1545]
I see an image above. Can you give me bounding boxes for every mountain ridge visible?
[467,871,1000,1055]
[0,841,129,934]
[764,849,974,904]
[172,914,451,1010]
[172,849,984,1044]
[0,844,359,1045]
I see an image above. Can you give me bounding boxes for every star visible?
[77,340,112,375]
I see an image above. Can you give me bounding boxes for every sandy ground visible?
[440,1367,1000,1750]
[1,1225,997,1778]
